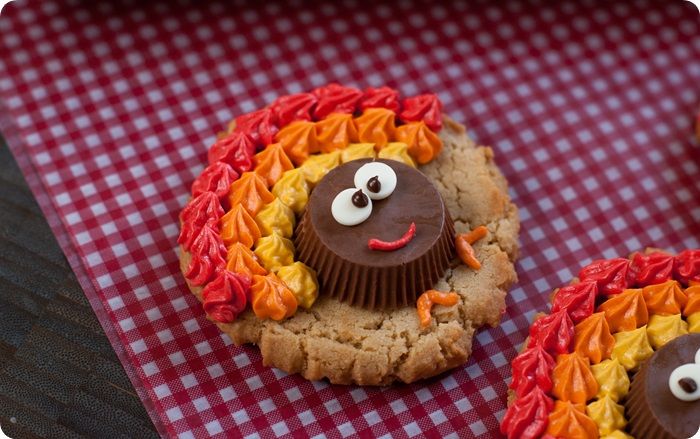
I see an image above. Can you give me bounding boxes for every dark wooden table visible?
[0,137,158,438]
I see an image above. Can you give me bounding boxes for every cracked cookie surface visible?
[180,117,519,385]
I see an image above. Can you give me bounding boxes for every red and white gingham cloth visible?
[1,1,699,437]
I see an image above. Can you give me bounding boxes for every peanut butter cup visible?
[625,333,700,439]
[295,158,455,310]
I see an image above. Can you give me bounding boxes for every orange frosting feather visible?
[573,312,615,364]
[220,204,261,248]
[250,273,298,320]
[315,113,358,153]
[395,120,443,164]
[226,242,267,280]
[598,288,648,333]
[354,108,396,149]
[684,284,700,316]
[551,352,599,404]
[227,172,275,216]
[274,120,318,166]
[642,279,688,316]
[546,400,600,439]
[253,143,294,188]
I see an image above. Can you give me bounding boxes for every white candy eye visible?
[353,162,397,200]
[331,188,372,226]
[669,363,700,402]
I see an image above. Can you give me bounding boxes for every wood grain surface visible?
[0,137,158,438]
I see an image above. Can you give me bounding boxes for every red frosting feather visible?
[550,281,597,323]
[202,270,251,323]
[578,258,632,296]
[185,224,227,286]
[234,108,279,149]
[359,86,401,113]
[675,249,700,285]
[191,162,239,201]
[527,310,574,355]
[208,131,257,174]
[629,252,674,286]
[311,83,362,120]
[178,192,224,251]
[270,92,317,127]
[500,387,554,439]
[509,344,556,398]
[399,94,443,131]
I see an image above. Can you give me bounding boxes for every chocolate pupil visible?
[678,377,697,393]
[351,189,368,208]
[367,175,381,193]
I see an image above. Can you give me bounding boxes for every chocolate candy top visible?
[295,158,454,309]
[308,159,447,268]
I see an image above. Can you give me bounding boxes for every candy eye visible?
[354,162,397,200]
[331,188,373,226]
[669,363,700,401]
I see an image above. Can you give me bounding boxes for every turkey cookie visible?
[178,84,520,385]
[501,249,700,439]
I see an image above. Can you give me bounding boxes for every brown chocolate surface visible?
[295,158,455,310]
[626,333,700,439]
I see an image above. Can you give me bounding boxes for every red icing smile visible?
[367,222,416,252]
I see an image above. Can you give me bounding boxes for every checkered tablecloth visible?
[1,0,699,437]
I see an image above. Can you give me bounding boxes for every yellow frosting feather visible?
[646,313,688,349]
[299,151,341,186]
[600,430,634,439]
[340,143,376,163]
[590,358,630,402]
[253,232,295,272]
[686,312,700,333]
[271,168,309,215]
[611,326,654,371]
[586,394,627,435]
[255,198,296,239]
[276,262,319,309]
[377,142,416,167]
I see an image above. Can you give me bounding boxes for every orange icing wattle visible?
[274,120,319,166]
[227,172,275,217]
[226,242,267,280]
[641,279,688,316]
[551,352,599,404]
[220,203,261,248]
[315,113,359,153]
[395,120,443,164]
[684,284,700,316]
[354,108,396,149]
[597,288,648,333]
[253,143,294,187]
[546,400,600,439]
[416,290,460,328]
[250,272,298,320]
[455,226,488,270]
[573,312,615,364]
